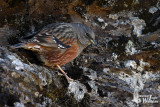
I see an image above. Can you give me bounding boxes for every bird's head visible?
[71,23,96,47]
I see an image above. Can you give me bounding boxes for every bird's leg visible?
[56,65,73,82]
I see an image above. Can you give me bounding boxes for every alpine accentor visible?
[12,23,96,82]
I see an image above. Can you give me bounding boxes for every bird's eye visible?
[85,33,91,39]
[85,33,89,37]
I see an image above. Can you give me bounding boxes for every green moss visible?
[44,82,90,107]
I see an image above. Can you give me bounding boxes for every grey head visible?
[71,23,95,48]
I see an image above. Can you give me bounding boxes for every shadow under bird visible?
[11,22,96,82]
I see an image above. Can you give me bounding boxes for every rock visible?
[0,0,160,106]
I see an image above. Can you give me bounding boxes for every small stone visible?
[35,92,39,97]
[14,102,25,107]
[68,81,87,101]
[124,60,137,69]
[97,17,104,22]
[103,68,110,73]
[109,14,119,20]
[149,7,158,14]
[130,17,146,37]
[11,72,20,78]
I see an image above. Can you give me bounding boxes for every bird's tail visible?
[10,43,25,49]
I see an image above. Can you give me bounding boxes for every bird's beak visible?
[90,40,97,45]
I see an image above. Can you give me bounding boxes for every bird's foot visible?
[66,76,73,83]
[56,65,74,83]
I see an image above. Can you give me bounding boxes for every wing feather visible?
[21,23,77,49]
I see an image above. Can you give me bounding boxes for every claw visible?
[56,65,73,83]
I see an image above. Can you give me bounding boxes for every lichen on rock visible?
[0,0,160,106]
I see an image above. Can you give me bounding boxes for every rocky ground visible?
[0,0,160,107]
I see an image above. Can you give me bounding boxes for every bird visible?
[11,22,96,82]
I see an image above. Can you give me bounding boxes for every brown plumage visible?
[12,22,96,82]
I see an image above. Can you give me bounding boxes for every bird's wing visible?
[21,23,77,49]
